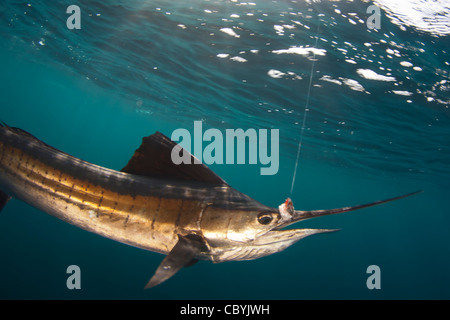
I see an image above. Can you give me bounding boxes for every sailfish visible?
[0,122,421,288]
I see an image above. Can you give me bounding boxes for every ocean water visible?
[0,0,449,300]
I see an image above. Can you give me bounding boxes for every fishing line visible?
[289,19,321,197]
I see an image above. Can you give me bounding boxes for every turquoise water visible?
[0,0,449,299]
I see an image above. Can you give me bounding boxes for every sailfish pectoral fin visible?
[144,234,205,289]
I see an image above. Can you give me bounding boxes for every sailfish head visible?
[204,190,422,263]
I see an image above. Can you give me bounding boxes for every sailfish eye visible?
[257,212,273,225]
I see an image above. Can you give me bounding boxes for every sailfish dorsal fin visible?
[121,132,227,184]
